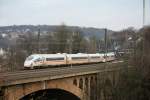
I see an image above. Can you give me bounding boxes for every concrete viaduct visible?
[0,62,129,100]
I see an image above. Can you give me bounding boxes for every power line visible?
[143,0,145,26]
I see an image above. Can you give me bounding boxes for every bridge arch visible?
[20,88,81,100]
[10,78,85,100]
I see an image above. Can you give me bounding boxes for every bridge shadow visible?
[20,89,81,100]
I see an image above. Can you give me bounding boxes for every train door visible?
[41,57,45,66]
[64,54,68,65]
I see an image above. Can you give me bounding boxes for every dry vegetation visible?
[0,24,108,71]
[101,26,150,100]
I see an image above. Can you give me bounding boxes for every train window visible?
[72,57,87,60]
[26,56,34,61]
[46,57,64,61]
[91,57,100,59]
[34,58,42,62]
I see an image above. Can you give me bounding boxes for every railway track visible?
[0,61,124,86]
[0,63,105,77]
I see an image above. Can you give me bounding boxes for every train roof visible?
[88,54,101,57]
[28,52,115,58]
[67,54,89,57]
[30,54,65,58]
[107,52,115,56]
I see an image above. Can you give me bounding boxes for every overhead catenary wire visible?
[143,0,145,26]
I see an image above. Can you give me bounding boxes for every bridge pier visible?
[88,77,91,100]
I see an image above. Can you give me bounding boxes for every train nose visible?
[24,61,31,67]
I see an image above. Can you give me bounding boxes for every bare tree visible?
[88,35,97,53]
[54,24,70,53]
[71,30,84,53]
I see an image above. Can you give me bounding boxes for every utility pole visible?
[70,32,74,54]
[104,28,107,57]
[104,28,108,76]
[142,0,146,68]
[37,28,40,53]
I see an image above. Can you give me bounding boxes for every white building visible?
[0,48,5,56]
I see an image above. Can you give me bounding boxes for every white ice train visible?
[24,52,115,69]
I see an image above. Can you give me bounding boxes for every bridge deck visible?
[0,62,125,87]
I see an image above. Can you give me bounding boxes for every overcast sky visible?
[0,0,150,30]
